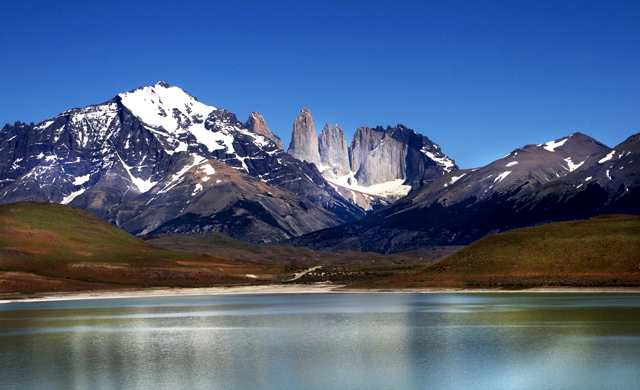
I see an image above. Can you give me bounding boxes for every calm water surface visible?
[1,293,639,390]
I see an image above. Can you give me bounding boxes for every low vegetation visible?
[0,202,297,295]
[1,202,638,296]
[368,215,640,288]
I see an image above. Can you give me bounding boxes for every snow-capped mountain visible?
[289,132,640,253]
[0,82,363,242]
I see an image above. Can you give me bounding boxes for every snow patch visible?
[598,150,616,164]
[200,164,215,175]
[61,188,86,205]
[494,171,511,183]
[422,150,455,172]
[191,183,203,196]
[564,157,584,172]
[328,176,411,199]
[506,161,518,167]
[542,138,568,152]
[446,174,466,187]
[73,174,90,186]
[585,176,592,181]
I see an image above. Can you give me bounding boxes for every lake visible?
[1,292,639,390]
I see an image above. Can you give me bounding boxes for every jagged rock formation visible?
[0,82,364,243]
[287,108,321,166]
[318,123,350,178]
[244,111,284,150]
[286,109,458,207]
[289,132,640,253]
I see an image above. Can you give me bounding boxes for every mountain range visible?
[0,82,456,243]
[290,132,640,253]
[1,81,638,252]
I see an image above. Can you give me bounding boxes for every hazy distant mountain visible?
[289,132,640,253]
[0,82,363,242]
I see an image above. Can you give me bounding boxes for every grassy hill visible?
[0,202,296,294]
[369,215,640,288]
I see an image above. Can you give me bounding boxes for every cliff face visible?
[287,108,321,166]
[349,125,456,189]
[244,111,284,150]
[318,123,350,179]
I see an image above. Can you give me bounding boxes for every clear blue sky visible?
[2,0,638,168]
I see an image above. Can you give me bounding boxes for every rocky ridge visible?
[289,132,640,253]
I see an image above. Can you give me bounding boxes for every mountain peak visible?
[118,83,214,132]
[287,108,321,166]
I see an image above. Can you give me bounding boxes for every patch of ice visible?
[598,150,616,164]
[542,138,568,152]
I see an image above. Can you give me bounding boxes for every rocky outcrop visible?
[287,108,321,166]
[244,111,284,150]
[349,125,456,189]
[318,123,350,178]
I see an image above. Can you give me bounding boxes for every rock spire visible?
[244,111,284,150]
[287,108,321,166]
[318,122,350,178]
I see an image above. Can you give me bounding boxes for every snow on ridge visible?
[564,157,584,172]
[422,149,455,172]
[542,138,568,152]
[445,173,466,187]
[598,150,616,164]
[494,171,511,183]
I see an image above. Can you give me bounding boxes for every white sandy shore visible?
[2,284,640,305]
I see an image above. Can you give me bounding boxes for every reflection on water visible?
[1,293,640,390]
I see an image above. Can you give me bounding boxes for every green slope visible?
[370,215,640,288]
[0,202,294,294]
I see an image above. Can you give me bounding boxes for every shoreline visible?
[2,284,640,305]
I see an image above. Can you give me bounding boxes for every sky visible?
[1,0,638,169]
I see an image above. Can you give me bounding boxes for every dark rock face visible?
[287,108,321,166]
[289,132,640,254]
[244,111,284,150]
[0,82,364,242]
[349,125,457,189]
[318,123,350,178]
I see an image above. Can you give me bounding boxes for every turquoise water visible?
[1,293,639,390]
